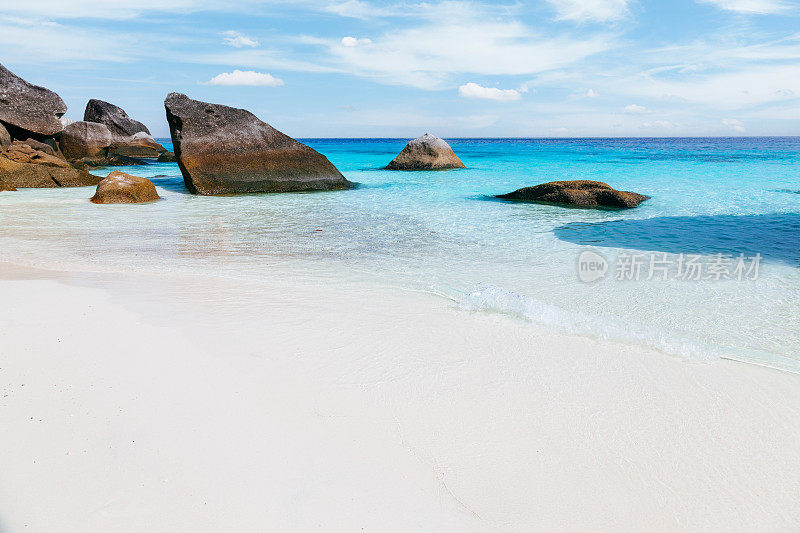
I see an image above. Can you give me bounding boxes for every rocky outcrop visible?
[84,99,150,138]
[496,180,649,209]
[90,171,160,204]
[110,132,162,159]
[0,64,67,137]
[164,92,352,195]
[0,151,101,188]
[60,121,113,160]
[19,137,60,157]
[5,140,68,167]
[386,134,465,170]
[84,99,166,158]
[0,122,10,149]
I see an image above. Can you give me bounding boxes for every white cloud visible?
[641,120,674,129]
[625,64,800,108]
[624,104,649,114]
[315,4,615,89]
[572,88,599,98]
[545,0,632,22]
[204,70,284,86]
[222,30,259,48]
[722,118,746,132]
[458,82,522,101]
[696,0,791,14]
[324,0,400,19]
[341,36,372,47]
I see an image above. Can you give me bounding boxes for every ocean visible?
[1,137,799,371]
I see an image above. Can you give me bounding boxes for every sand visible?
[1,263,799,531]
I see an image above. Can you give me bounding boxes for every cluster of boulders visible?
[0,63,173,192]
[0,62,649,209]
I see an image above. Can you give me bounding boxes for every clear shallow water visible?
[1,138,799,371]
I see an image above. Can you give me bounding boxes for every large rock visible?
[60,121,113,160]
[84,99,166,158]
[91,171,160,204]
[84,99,150,138]
[0,152,101,188]
[164,92,352,195]
[386,134,465,170]
[496,180,649,209]
[0,63,67,137]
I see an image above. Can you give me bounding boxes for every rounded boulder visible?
[91,171,160,204]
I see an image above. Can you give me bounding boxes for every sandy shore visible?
[1,262,799,531]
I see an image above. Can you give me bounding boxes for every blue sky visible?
[0,0,798,137]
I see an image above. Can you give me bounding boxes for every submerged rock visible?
[91,170,160,204]
[60,121,113,160]
[0,63,67,137]
[164,92,352,195]
[496,180,649,209]
[386,133,465,170]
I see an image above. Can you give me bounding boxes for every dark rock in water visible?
[60,121,112,160]
[164,92,352,195]
[0,151,100,188]
[496,180,649,209]
[386,133,465,170]
[0,176,15,191]
[0,122,10,149]
[0,64,67,137]
[84,99,150,138]
[157,150,176,162]
[91,170,160,204]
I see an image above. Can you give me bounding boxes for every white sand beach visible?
[2,262,799,531]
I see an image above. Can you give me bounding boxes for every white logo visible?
[578,250,608,283]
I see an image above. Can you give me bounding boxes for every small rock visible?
[386,134,465,170]
[496,180,649,209]
[91,171,160,204]
[157,150,176,162]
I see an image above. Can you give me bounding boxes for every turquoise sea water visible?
[1,137,799,371]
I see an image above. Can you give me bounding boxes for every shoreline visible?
[2,260,800,530]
